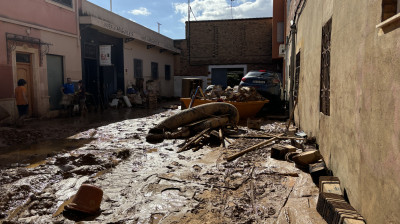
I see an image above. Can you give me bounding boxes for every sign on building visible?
[99,45,112,66]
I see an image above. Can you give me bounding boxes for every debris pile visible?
[204,85,265,102]
[146,102,239,148]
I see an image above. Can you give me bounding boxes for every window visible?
[151,62,158,80]
[51,0,72,8]
[382,0,399,21]
[16,53,31,63]
[294,52,300,102]
[134,59,143,78]
[320,19,332,116]
[165,65,171,80]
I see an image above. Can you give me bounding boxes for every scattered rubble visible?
[0,103,333,223]
[204,85,266,102]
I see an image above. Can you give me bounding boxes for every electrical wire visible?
[190,6,197,21]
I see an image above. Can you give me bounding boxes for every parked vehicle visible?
[239,70,282,101]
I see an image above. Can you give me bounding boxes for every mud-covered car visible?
[239,70,282,101]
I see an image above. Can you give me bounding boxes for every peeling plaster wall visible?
[287,0,400,223]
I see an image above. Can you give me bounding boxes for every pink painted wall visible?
[0,0,77,34]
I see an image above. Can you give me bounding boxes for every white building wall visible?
[124,41,175,97]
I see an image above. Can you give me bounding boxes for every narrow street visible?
[0,101,325,223]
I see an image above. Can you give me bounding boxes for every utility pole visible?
[231,0,234,19]
[188,0,191,65]
[110,0,112,12]
[157,22,161,33]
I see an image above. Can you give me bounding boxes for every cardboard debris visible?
[319,176,340,192]
[309,161,328,183]
[271,144,297,160]
[292,150,322,167]
[317,193,365,224]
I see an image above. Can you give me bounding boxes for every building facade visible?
[0,0,82,121]
[285,0,400,223]
[272,0,287,97]
[79,0,179,107]
[174,18,279,95]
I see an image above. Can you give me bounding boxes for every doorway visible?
[16,53,33,115]
[47,55,64,110]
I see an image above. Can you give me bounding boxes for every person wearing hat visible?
[15,79,28,126]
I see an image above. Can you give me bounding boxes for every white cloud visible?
[174,0,272,23]
[129,7,151,16]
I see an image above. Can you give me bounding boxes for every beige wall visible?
[42,31,82,82]
[287,0,400,223]
[0,24,81,122]
[124,41,175,97]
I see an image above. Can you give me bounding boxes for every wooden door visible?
[16,61,33,115]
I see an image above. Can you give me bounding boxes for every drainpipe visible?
[76,0,80,48]
[289,21,296,117]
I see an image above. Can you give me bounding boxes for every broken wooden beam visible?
[219,128,225,148]
[225,134,283,162]
[227,134,303,140]
[177,128,210,153]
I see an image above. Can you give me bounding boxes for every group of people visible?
[60,78,87,117]
[14,77,87,126]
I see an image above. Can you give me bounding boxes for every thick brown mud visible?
[0,103,326,223]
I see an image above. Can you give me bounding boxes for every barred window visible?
[151,62,158,80]
[320,18,332,116]
[51,0,72,8]
[294,52,300,102]
[382,0,399,21]
[165,65,171,80]
[134,59,143,78]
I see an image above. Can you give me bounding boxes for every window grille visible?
[165,65,171,80]
[294,52,300,102]
[151,62,158,80]
[51,0,72,8]
[382,0,399,21]
[134,59,143,78]
[320,18,332,116]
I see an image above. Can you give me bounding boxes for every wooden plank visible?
[177,128,210,153]
[225,133,284,162]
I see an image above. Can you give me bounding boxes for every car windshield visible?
[245,71,273,77]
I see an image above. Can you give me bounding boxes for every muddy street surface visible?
[0,102,326,223]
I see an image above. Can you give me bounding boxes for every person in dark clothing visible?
[78,80,87,116]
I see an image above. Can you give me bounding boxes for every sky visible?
[87,0,273,39]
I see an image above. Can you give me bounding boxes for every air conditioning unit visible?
[279,44,285,57]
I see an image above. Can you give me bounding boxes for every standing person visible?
[77,80,87,117]
[61,77,75,95]
[15,79,28,126]
[60,77,75,116]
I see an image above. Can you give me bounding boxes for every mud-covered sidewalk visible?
[0,103,326,223]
